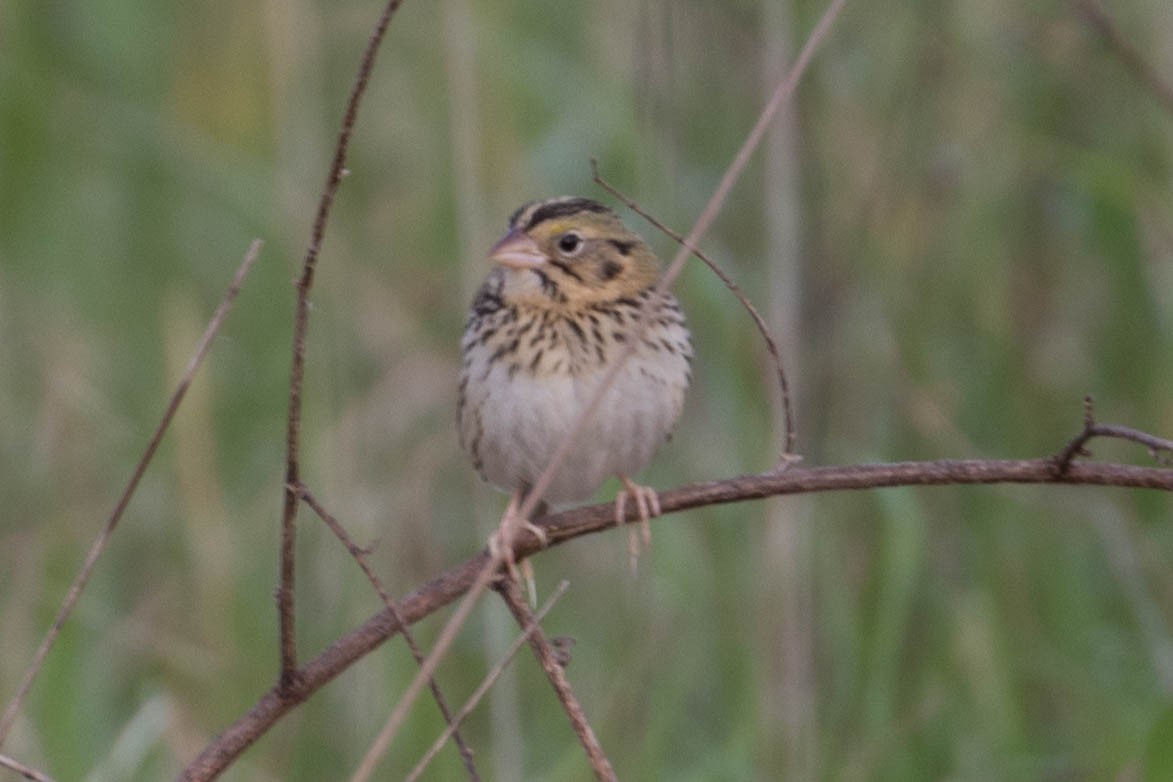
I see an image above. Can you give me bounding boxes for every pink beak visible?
[489,229,546,269]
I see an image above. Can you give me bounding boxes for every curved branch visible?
[590,160,799,460]
[179,456,1172,780]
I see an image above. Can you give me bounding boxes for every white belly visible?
[464,350,688,505]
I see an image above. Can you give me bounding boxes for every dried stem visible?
[496,578,617,782]
[278,0,407,688]
[348,555,502,782]
[295,483,480,781]
[0,752,56,782]
[1074,0,1173,117]
[405,581,571,782]
[0,240,263,748]
[590,161,799,460]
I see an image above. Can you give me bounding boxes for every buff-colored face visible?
[488,197,661,307]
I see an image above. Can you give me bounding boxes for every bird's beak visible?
[489,229,546,270]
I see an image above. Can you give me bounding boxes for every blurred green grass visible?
[2,0,1172,779]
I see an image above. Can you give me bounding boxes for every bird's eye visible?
[557,232,584,256]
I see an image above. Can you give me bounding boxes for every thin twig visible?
[496,578,616,782]
[278,0,408,688]
[513,0,845,525]
[1074,0,1173,117]
[591,161,799,460]
[0,752,56,782]
[295,484,480,781]
[349,555,502,782]
[1054,396,1173,474]
[405,581,571,782]
[0,240,263,748]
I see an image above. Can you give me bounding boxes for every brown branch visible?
[1074,0,1173,117]
[179,454,1172,780]
[0,752,56,782]
[278,0,407,688]
[0,239,263,748]
[496,578,616,782]
[1054,396,1173,474]
[295,484,480,781]
[405,581,571,782]
[590,161,799,460]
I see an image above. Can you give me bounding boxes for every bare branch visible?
[0,752,56,782]
[296,484,480,781]
[405,581,571,782]
[0,240,263,748]
[179,451,1173,780]
[1054,396,1173,474]
[590,161,799,460]
[278,0,408,687]
[496,578,616,782]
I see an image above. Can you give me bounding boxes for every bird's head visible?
[488,197,661,307]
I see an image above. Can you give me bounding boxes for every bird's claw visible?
[489,493,547,603]
[615,478,661,574]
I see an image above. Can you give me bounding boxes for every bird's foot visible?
[615,476,662,574]
[488,492,547,603]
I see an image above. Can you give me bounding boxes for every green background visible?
[2,0,1172,779]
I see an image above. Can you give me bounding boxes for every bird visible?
[458,196,692,578]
